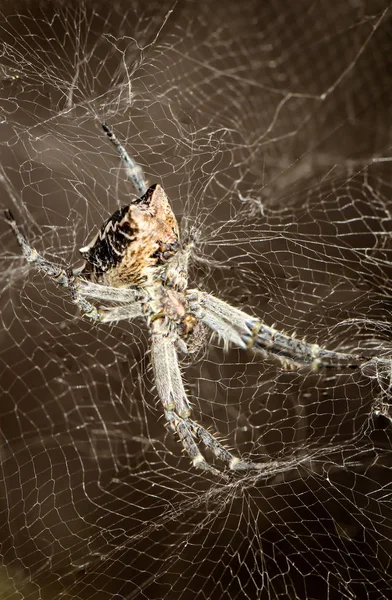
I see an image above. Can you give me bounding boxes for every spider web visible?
[0,0,392,598]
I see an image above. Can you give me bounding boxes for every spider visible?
[4,122,367,477]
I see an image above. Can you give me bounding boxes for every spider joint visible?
[84,307,105,322]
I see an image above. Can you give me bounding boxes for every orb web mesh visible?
[0,1,392,598]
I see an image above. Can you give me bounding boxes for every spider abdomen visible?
[79,184,180,287]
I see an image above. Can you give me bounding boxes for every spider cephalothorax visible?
[5,122,367,477]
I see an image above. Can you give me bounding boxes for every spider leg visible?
[5,209,69,286]
[72,280,146,322]
[97,304,144,323]
[188,290,366,370]
[74,279,144,304]
[150,319,256,476]
[101,122,148,197]
[5,209,102,321]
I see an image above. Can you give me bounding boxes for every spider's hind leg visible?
[172,417,224,478]
[190,289,365,370]
[188,420,242,470]
[150,320,255,477]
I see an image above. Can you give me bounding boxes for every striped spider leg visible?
[186,291,367,371]
[5,122,367,477]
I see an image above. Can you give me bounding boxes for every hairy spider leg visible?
[188,290,367,370]
[97,305,144,323]
[70,279,143,304]
[101,122,148,197]
[150,317,264,475]
[5,209,103,321]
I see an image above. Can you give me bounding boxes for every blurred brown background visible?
[1,1,392,598]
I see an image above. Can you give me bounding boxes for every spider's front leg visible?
[5,209,103,321]
[101,122,148,197]
[150,318,252,477]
